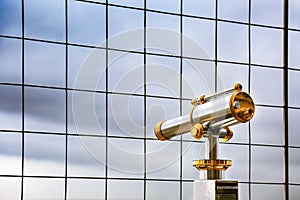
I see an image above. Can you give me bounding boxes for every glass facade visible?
[0,0,299,199]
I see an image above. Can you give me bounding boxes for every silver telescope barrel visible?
[154,84,255,141]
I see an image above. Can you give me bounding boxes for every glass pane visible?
[68,46,106,91]
[0,85,22,131]
[251,184,284,199]
[239,183,249,200]
[251,106,284,145]
[289,70,300,108]
[251,146,284,183]
[218,22,248,63]
[218,0,248,22]
[251,27,283,67]
[23,178,65,200]
[183,0,216,18]
[146,55,180,98]
[0,0,22,36]
[289,30,300,70]
[108,138,144,178]
[182,59,215,99]
[289,148,300,184]
[67,179,105,200]
[147,0,180,13]
[0,37,22,84]
[146,181,180,200]
[0,177,21,199]
[68,91,106,135]
[109,0,144,8]
[289,0,300,29]
[182,141,205,180]
[146,140,180,179]
[183,17,215,59]
[217,63,249,93]
[251,0,283,27]
[147,12,180,56]
[108,51,143,94]
[25,40,66,87]
[219,144,249,182]
[24,133,65,176]
[0,132,22,175]
[108,94,143,137]
[68,1,106,46]
[67,135,105,177]
[24,0,65,42]
[182,182,193,200]
[289,108,300,147]
[250,66,283,106]
[290,185,300,200]
[24,87,66,133]
[108,180,144,200]
[108,6,144,51]
[146,97,179,138]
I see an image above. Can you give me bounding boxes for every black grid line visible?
[283,0,289,199]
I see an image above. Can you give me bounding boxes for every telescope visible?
[154,83,255,200]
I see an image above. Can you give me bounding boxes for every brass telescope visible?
[154,83,255,181]
[154,83,254,142]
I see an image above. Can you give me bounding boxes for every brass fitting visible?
[190,123,204,140]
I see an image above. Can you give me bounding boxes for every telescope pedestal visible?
[194,180,238,200]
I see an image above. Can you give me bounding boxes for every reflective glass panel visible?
[108,138,144,178]
[0,0,22,36]
[0,177,21,199]
[218,22,248,63]
[146,181,180,200]
[147,140,180,179]
[251,27,283,67]
[24,87,66,133]
[289,108,300,147]
[289,0,300,29]
[108,6,144,51]
[147,12,180,56]
[183,0,216,18]
[24,0,65,42]
[23,178,65,200]
[288,30,300,70]
[146,55,180,98]
[147,0,180,13]
[108,51,143,94]
[251,184,284,199]
[108,94,143,137]
[251,0,283,27]
[251,146,284,183]
[289,147,300,184]
[251,106,284,146]
[250,66,283,106]
[0,132,22,175]
[68,91,106,135]
[68,46,106,91]
[108,180,144,200]
[218,0,248,22]
[25,40,66,87]
[289,70,300,108]
[183,17,215,59]
[0,85,22,131]
[67,179,105,200]
[68,1,106,47]
[0,37,22,84]
[67,135,106,177]
[24,133,65,176]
